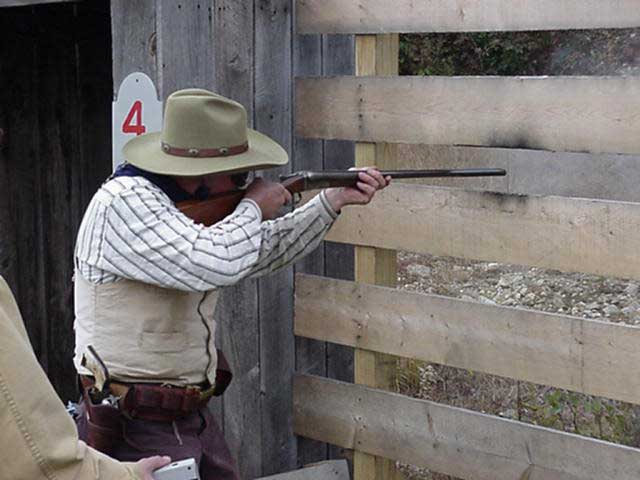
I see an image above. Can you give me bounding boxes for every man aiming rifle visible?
[71,88,504,479]
[71,89,389,480]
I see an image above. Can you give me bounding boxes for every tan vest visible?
[74,274,219,386]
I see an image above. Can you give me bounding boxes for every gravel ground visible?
[399,252,640,324]
[395,252,640,480]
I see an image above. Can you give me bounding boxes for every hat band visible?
[161,141,249,158]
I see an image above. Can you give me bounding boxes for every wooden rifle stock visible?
[176,168,506,226]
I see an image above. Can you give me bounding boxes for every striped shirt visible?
[74,176,338,292]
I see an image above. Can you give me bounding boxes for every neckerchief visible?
[111,163,209,202]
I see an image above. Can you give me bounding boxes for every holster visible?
[213,348,232,396]
[81,387,123,456]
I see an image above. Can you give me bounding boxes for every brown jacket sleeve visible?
[0,276,142,480]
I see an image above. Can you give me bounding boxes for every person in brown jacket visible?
[0,275,171,479]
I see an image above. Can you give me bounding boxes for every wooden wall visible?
[0,1,112,402]
[111,1,353,477]
[0,1,351,475]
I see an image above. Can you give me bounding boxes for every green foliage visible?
[399,29,640,77]
[399,32,553,76]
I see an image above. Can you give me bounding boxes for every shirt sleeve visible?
[245,190,338,279]
[96,182,337,292]
[0,276,141,480]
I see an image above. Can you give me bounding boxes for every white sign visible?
[112,72,163,171]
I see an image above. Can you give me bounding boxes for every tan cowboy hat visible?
[123,88,288,176]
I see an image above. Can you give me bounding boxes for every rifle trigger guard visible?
[292,192,302,205]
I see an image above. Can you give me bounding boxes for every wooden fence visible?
[0,1,353,477]
[292,1,640,479]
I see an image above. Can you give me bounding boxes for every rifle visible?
[177,168,506,227]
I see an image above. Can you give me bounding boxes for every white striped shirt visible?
[74,176,338,292]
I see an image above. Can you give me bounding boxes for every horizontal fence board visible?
[295,274,640,404]
[296,76,640,155]
[296,0,640,34]
[256,460,349,480]
[395,144,640,203]
[294,374,640,480]
[323,183,640,280]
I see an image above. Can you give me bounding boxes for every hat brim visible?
[122,129,288,176]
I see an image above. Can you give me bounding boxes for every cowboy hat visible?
[122,88,288,176]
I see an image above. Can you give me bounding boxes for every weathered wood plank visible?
[353,34,400,480]
[212,1,262,478]
[293,27,328,467]
[110,0,157,96]
[395,144,640,203]
[296,0,640,34]
[255,0,296,476]
[296,76,640,155]
[157,0,214,97]
[296,274,640,405]
[325,183,640,281]
[37,2,83,401]
[256,460,349,480]
[294,374,640,480]
[320,34,356,467]
[0,2,111,399]
[0,7,48,368]
[0,137,17,290]
[75,0,113,215]
[0,16,19,292]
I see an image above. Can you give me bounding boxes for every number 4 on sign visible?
[112,72,162,170]
[122,101,146,136]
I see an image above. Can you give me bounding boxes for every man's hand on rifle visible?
[245,178,293,220]
[324,167,391,212]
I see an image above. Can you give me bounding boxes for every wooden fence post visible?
[353,33,402,480]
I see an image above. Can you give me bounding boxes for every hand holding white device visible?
[152,458,200,480]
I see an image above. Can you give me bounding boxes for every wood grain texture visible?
[321,34,356,467]
[110,0,157,96]
[325,183,640,280]
[258,460,350,480]
[255,0,296,476]
[157,0,214,97]
[293,27,328,467]
[211,1,262,477]
[0,2,112,399]
[353,34,400,480]
[256,460,349,480]
[296,274,640,405]
[294,374,640,480]
[296,0,640,34]
[38,3,82,401]
[395,144,640,202]
[296,75,640,155]
[0,6,47,367]
[0,12,20,294]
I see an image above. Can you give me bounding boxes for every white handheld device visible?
[152,458,200,480]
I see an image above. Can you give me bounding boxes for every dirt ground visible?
[395,253,640,480]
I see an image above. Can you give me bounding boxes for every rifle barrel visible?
[379,168,506,178]
[280,168,506,191]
